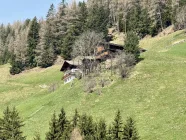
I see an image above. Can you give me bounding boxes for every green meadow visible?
[1,30,186,139]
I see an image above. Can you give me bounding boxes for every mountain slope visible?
[1,30,186,139]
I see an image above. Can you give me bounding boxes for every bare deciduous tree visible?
[176,6,186,29]
[115,52,136,78]
[72,31,104,58]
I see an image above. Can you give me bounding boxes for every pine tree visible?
[96,119,107,140]
[77,1,88,33]
[22,19,31,29]
[149,0,165,35]
[27,17,40,68]
[59,1,81,60]
[46,113,59,140]
[180,0,186,6]
[0,107,25,140]
[0,24,11,65]
[47,4,56,19]
[163,0,173,27]
[46,4,58,55]
[0,37,5,65]
[86,116,95,139]
[107,125,113,140]
[126,0,141,33]
[36,21,56,68]
[72,109,80,128]
[10,54,24,75]
[126,0,150,37]
[138,8,151,38]
[61,26,77,60]
[124,32,139,59]
[87,2,109,37]
[79,114,95,139]
[122,117,139,140]
[112,110,123,140]
[79,113,87,136]
[56,108,68,138]
[0,114,3,139]
[54,0,68,55]
[60,122,72,140]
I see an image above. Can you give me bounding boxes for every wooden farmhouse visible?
[60,60,82,84]
[60,42,124,84]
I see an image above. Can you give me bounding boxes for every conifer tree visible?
[60,123,72,140]
[61,26,77,60]
[86,116,95,139]
[0,37,5,65]
[0,114,3,139]
[54,0,68,55]
[0,107,25,140]
[122,117,139,140]
[77,1,88,33]
[163,0,173,27]
[124,32,139,59]
[126,0,150,37]
[46,113,59,140]
[56,108,69,138]
[107,125,113,140]
[87,2,109,37]
[149,0,164,35]
[72,109,80,128]
[59,1,81,60]
[96,119,107,140]
[46,4,58,55]
[79,113,87,136]
[36,21,56,68]
[27,17,40,68]
[22,19,31,29]
[10,55,24,75]
[79,114,95,139]
[112,110,123,140]
[47,4,56,19]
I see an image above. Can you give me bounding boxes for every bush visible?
[10,61,24,75]
[83,77,96,93]
[116,52,136,67]
[48,83,59,93]
[119,66,130,79]
[115,52,135,79]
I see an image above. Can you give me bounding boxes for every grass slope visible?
[1,30,186,139]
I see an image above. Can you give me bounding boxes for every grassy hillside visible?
[1,30,186,139]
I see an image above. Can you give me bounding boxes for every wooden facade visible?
[96,42,124,60]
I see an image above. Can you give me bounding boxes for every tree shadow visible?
[137,57,144,63]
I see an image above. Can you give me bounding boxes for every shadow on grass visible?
[137,57,145,63]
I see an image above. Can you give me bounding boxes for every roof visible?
[60,61,77,71]
[60,56,95,72]
[99,42,124,51]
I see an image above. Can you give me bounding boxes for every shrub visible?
[120,66,130,79]
[10,61,24,75]
[83,77,96,93]
[48,83,59,93]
